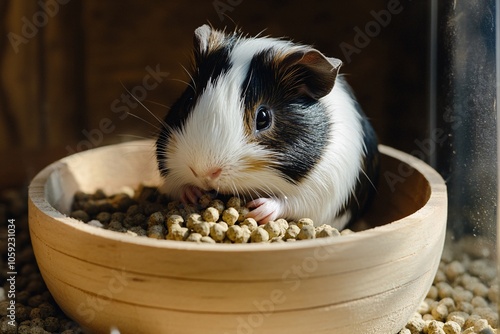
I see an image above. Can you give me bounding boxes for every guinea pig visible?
[156,24,379,230]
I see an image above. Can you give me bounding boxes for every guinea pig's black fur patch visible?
[240,49,331,184]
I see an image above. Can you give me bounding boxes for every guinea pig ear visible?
[282,49,342,99]
[193,24,226,58]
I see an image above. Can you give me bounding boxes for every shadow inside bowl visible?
[352,147,432,231]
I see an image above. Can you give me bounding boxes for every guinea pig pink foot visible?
[180,185,204,205]
[246,198,283,225]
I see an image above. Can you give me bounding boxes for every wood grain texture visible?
[43,0,86,147]
[1,1,41,148]
[28,141,447,334]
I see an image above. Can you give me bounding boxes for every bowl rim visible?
[28,141,447,253]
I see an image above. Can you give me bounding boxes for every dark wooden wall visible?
[0,0,429,188]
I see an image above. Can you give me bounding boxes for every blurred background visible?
[0,0,429,187]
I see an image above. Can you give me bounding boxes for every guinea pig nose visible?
[206,167,222,180]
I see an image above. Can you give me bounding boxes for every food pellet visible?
[240,218,258,232]
[406,314,425,332]
[186,233,203,242]
[237,207,250,222]
[432,304,449,322]
[69,210,89,222]
[227,225,250,243]
[166,215,183,229]
[222,207,239,226]
[148,211,164,227]
[147,225,165,239]
[297,218,314,228]
[192,221,211,237]
[227,196,241,208]
[285,224,301,240]
[417,300,430,315]
[167,225,189,241]
[186,214,202,229]
[445,261,466,282]
[452,288,473,303]
[210,222,228,242]
[200,236,216,243]
[203,207,220,222]
[487,284,498,303]
[96,212,111,224]
[474,319,493,332]
[427,320,445,331]
[107,221,124,232]
[199,194,212,208]
[446,312,468,328]
[439,297,455,310]
[275,218,289,232]
[443,320,461,334]
[264,221,283,238]
[471,296,488,308]
[297,225,315,240]
[209,199,225,214]
[436,282,453,299]
[340,228,354,236]
[316,224,341,238]
[251,227,270,243]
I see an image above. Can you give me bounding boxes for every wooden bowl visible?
[28,140,447,334]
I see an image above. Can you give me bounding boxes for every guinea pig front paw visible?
[246,198,283,225]
[180,185,204,205]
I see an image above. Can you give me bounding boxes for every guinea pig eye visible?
[183,96,194,111]
[255,105,272,132]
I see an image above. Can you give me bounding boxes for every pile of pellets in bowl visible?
[69,185,354,243]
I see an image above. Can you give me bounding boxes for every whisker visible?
[116,133,156,141]
[242,69,253,97]
[350,187,360,208]
[126,112,163,132]
[180,64,197,91]
[221,14,237,30]
[360,168,377,191]
[144,100,171,110]
[170,77,195,91]
[231,182,240,200]
[121,83,170,129]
